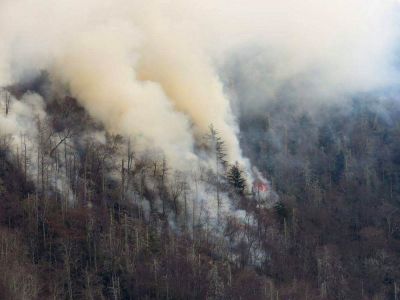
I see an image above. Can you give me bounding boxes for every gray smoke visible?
[0,0,399,178]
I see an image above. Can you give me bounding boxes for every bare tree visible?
[2,89,11,116]
[207,125,227,225]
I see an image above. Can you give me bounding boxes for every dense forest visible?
[0,79,400,300]
[240,94,400,299]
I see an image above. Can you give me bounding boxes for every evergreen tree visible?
[227,162,246,195]
[207,124,227,170]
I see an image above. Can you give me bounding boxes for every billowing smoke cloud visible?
[52,23,198,170]
[0,0,399,173]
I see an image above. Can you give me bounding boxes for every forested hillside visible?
[0,84,400,299]
[240,95,400,299]
[1,0,400,299]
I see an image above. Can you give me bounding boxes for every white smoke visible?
[0,90,78,202]
[0,0,399,176]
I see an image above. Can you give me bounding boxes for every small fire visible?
[254,181,269,193]
[252,167,278,207]
[252,167,270,194]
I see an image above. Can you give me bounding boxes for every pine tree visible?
[227,162,246,195]
[207,124,227,169]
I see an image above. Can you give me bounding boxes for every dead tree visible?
[2,89,11,116]
[207,125,227,225]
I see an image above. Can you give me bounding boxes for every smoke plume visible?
[0,0,399,174]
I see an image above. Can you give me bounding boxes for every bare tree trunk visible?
[2,89,11,116]
[120,159,125,202]
[63,242,73,300]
